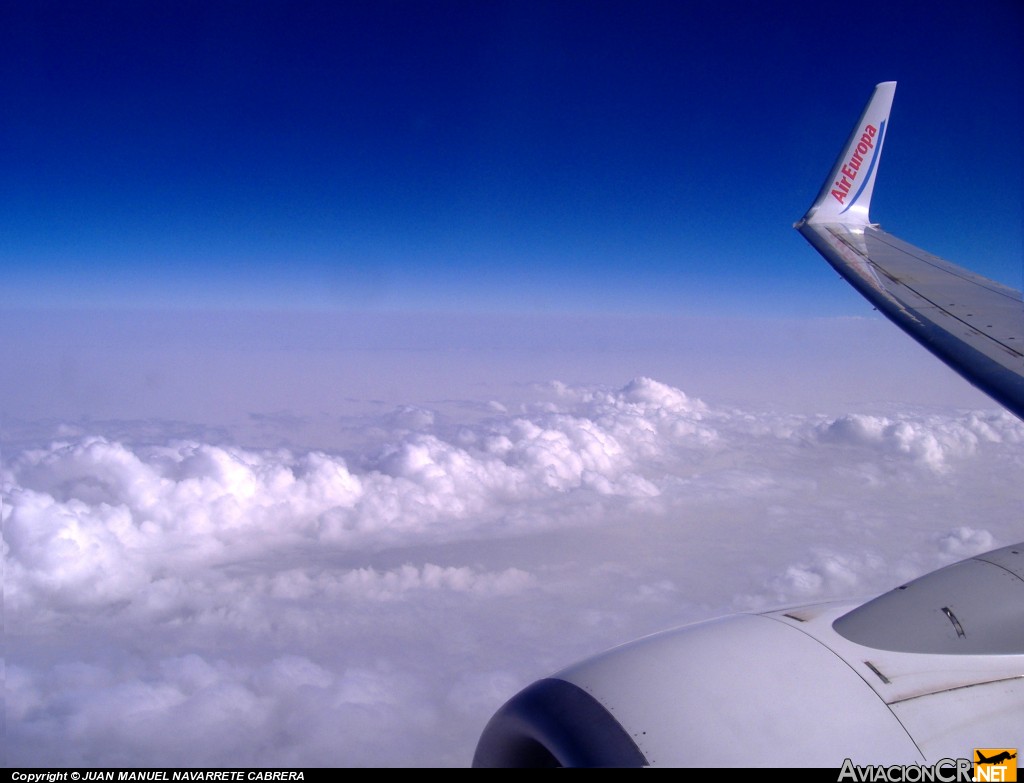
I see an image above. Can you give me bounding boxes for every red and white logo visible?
[830,124,878,205]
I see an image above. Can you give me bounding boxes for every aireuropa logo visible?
[829,123,879,207]
[974,749,1017,782]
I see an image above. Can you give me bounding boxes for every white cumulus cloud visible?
[4,378,1023,766]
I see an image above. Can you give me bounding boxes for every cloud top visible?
[5,378,1023,765]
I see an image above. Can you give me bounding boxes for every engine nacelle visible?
[474,544,1024,767]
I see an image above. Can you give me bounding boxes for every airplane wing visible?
[473,83,1024,768]
[795,81,1024,419]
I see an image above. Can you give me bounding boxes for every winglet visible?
[801,81,896,227]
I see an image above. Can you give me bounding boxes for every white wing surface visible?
[796,82,1024,418]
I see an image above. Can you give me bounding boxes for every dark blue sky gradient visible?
[4,0,1021,313]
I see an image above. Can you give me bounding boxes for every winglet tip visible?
[802,81,897,227]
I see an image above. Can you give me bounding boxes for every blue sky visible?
[4,0,1022,314]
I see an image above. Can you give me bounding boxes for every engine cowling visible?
[474,544,1024,767]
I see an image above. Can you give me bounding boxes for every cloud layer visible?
[5,378,1023,766]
